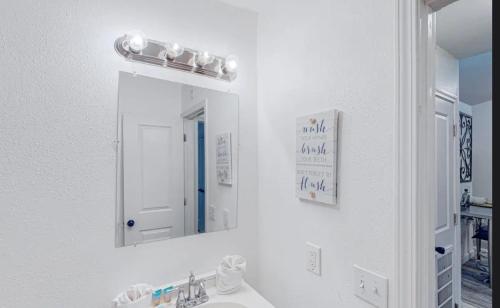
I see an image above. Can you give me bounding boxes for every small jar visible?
[151,289,162,306]
[162,286,174,303]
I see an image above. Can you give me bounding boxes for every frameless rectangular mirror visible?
[116,72,239,247]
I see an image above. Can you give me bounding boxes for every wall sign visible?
[459,112,472,183]
[296,109,339,205]
[216,133,232,185]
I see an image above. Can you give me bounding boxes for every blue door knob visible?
[127,219,135,227]
[435,247,445,254]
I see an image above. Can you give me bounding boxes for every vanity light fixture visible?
[125,30,148,53]
[164,42,184,60]
[114,32,237,82]
[223,55,239,74]
[196,51,215,67]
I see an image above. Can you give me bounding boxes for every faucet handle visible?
[176,288,186,308]
[196,279,209,303]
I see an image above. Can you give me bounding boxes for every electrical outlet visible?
[209,205,216,221]
[353,264,388,308]
[306,242,321,275]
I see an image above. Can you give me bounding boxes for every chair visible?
[472,219,489,259]
[471,218,490,284]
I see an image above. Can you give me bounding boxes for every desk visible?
[461,206,493,288]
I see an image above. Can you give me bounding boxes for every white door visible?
[434,95,458,307]
[122,114,184,245]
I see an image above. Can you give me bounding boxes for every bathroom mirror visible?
[116,72,239,247]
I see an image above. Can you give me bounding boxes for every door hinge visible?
[453,124,457,137]
[453,213,458,225]
[183,134,187,142]
[184,197,187,206]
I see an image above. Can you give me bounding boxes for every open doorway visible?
[434,0,492,307]
[183,107,207,237]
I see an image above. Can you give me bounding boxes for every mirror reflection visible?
[116,72,239,247]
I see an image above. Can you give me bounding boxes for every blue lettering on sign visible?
[301,142,326,155]
[300,176,326,192]
[302,119,327,134]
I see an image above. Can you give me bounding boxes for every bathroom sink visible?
[201,303,248,308]
[164,276,273,308]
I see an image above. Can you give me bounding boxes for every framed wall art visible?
[296,109,339,205]
[216,132,232,185]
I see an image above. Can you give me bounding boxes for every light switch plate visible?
[353,265,388,308]
[306,242,321,275]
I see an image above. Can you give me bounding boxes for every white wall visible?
[472,100,492,201]
[256,1,396,307]
[436,46,460,96]
[0,1,258,307]
[460,52,492,105]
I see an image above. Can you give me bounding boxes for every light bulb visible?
[223,55,239,74]
[164,42,184,60]
[126,30,148,53]
[196,51,215,66]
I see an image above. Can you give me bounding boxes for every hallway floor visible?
[462,259,492,308]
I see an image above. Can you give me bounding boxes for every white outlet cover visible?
[353,264,388,308]
[306,242,321,275]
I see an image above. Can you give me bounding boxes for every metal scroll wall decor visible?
[459,112,472,183]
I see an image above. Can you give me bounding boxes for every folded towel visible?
[111,283,153,308]
[470,196,487,205]
[216,255,247,294]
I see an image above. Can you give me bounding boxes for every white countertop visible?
[200,281,274,308]
[461,205,492,220]
[158,281,274,308]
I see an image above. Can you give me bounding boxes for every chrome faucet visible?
[176,272,209,308]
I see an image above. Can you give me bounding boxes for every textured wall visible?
[0,1,258,307]
[255,1,397,307]
[472,100,492,201]
[436,45,460,96]
[459,52,492,105]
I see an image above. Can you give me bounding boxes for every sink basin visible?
[160,278,273,308]
[201,303,248,308]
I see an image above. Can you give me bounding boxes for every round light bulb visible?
[126,31,148,53]
[196,51,215,66]
[164,42,184,60]
[223,55,239,74]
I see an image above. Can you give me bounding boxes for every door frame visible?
[182,100,209,234]
[396,0,436,307]
[397,0,462,307]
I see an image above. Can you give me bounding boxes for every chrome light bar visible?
[114,34,237,82]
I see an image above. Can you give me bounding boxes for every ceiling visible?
[436,0,491,59]
[437,0,491,105]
